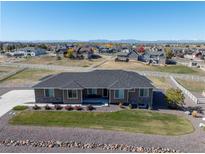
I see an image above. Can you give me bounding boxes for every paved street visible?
[0,90,34,117]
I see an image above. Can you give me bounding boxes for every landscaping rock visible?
[0,139,179,153]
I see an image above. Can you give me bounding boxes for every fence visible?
[169,76,199,104]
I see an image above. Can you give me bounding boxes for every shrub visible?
[44,105,52,110]
[165,88,185,109]
[33,105,41,110]
[74,106,83,111]
[86,105,95,111]
[128,104,133,109]
[64,105,73,111]
[13,105,28,111]
[54,105,63,110]
[192,110,198,118]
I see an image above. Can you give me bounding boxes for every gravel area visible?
[0,145,123,153]
[0,109,205,153]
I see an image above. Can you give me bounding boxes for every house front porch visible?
[82,98,109,106]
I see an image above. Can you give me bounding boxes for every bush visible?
[86,105,95,111]
[13,105,28,111]
[64,105,73,111]
[44,105,52,110]
[192,110,198,118]
[128,104,133,109]
[33,105,41,110]
[74,106,83,111]
[54,105,63,110]
[165,88,185,109]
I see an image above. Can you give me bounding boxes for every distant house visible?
[7,47,47,57]
[192,51,203,60]
[184,50,204,61]
[138,50,166,65]
[33,70,154,108]
[98,46,119,53]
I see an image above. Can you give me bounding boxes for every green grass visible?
[152,65,198,74]
[176,79,205,93]
[9,110,194,136]
[12,105,28,111]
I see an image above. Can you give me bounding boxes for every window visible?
[87,89,97,95]
[67,90,77,99]
[44,89,54,97]
[139,89,149,97]
[114,89,124,99]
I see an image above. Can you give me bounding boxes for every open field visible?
[148,76,172,90]
[15,55,107,67]
[10,110,194,136]
[99,60,205,75]
[0,68,60,87]
[176,79,205,93]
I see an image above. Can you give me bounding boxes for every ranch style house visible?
[33,70,154,108]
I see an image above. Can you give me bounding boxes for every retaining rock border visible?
[0,139,179,153]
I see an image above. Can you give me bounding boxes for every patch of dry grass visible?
[0,66,18,73]
[99,60,205,75]
[148,76,171,89]
[1,69,61,86]
[16,55,106,67]
[176,79,205,93]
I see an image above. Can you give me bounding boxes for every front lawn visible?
[10,110,194,136]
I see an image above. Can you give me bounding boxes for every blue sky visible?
[1,1,205,41]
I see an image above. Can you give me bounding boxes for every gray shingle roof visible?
[33,70,154,89]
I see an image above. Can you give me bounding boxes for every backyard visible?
[99,60,205,75]
[176,79,205,93]
[147,76,171,90]
[15,55,107,67]
[0,68,60,87]
[10,110,194,136]
[0,66,18,73]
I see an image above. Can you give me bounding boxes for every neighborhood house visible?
[33,70,154,108]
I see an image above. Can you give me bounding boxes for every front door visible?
[103,89,108,97]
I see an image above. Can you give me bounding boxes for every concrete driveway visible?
[0,90,34,117]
